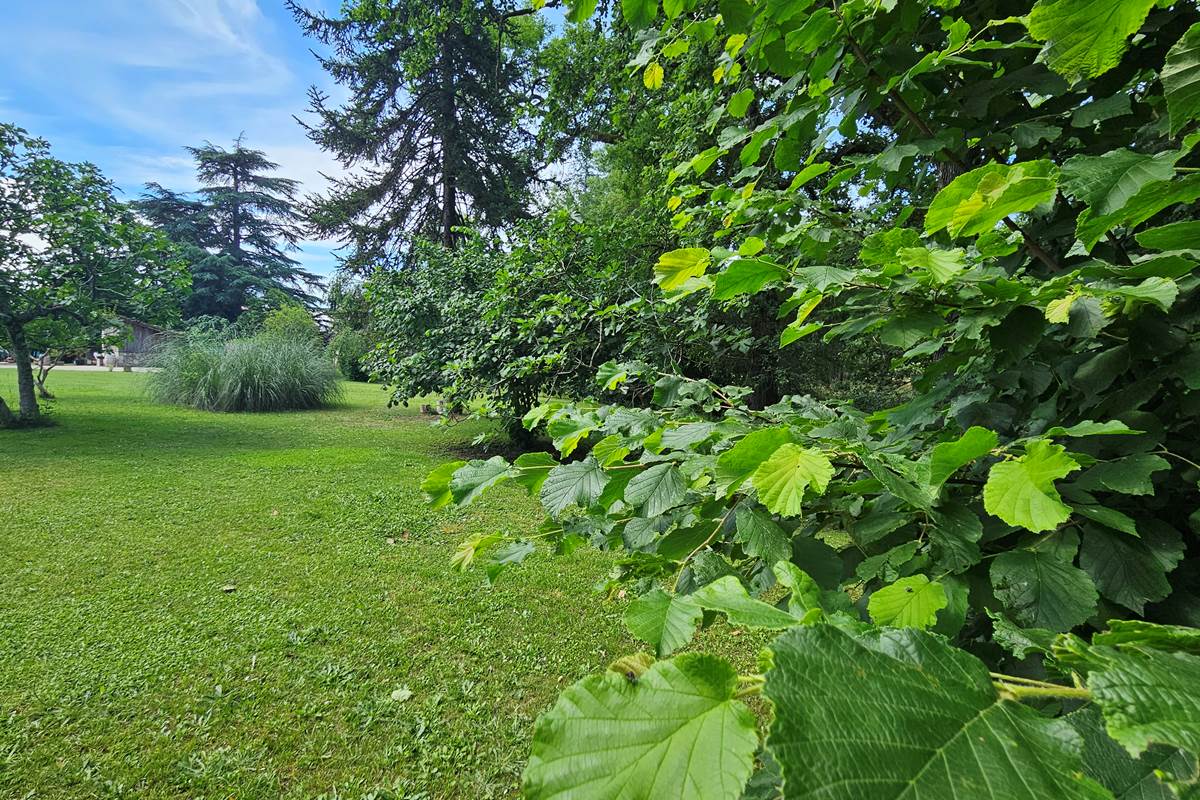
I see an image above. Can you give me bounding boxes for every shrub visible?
[327,329,373,381]
[261,304,322,345]
[148,333,341,412]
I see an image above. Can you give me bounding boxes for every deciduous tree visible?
[0,124,184,425]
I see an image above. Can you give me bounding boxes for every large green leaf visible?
[691,576,800,629]
[565,0,598,22]
[540,458,609,517]
[983,439,1080,532]
[449,456,513,505]
[1067,707,1194,800]
[928,504,984,573]
[512,452,559,495]
[859,453,937,511]
[1076,453,1170,496]
[712,258,787,300]
[524,653,758,800]
[625,588,703,657]
[548,414,598,457]
[897,247,966,284]
[1092,620,1200,654]
[1061,149,1179,217]
[867,575,948,629]
[654,248,711,291]
[990,534,1098,632]
[990,612,1058,659]
[1076,174,1200,251]
[928,426,998,487]
[1107,277,1180,313]
[621,0,658,28]
[751,443,834,517]
[1079,523,1184,614]
[422,460,466,508]
[624,463,687,518]
[1136,220,1200,251]
[1090,647,1200,758]
[1027,0,1157,82]
[764,625,1109,799]
[773,561,824,617]
[925,161,1058,239]
[1164,23,1200,134]
[734,504,791,566]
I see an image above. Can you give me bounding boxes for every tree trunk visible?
[232,164,242,259]
[439,28,458,248]
[6,324,39,422]
[34,354,55,399]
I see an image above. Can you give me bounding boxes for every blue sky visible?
[0,0,348,278]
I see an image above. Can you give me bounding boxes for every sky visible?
[0,0,349,279]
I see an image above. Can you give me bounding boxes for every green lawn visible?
[0,371,632,799]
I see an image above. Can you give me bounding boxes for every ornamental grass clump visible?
[148,333,341,412]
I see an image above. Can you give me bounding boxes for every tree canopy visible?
[0,123,184,424]
[415,0,1200,797]
[289,0,548,265]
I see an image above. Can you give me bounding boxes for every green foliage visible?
[0,123,184,424]
[925,160,1059,238]
[327,328,374,381]
[1164,24,1200,135]
[261,304,322,345]
[425,0,1200,796]
[290,0,547,258]
[148,328,341,412]
[767,626,1105,799]
[1027,0,1157,82]
[983,440,1080,532]
[524,653,757,800]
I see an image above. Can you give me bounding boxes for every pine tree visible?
[136,139,321,320]
[289,0,546,268]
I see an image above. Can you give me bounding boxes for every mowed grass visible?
[0,371,633,799]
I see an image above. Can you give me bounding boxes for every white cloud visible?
[0,0,352,279]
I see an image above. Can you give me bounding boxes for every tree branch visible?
[836,14,1060,271]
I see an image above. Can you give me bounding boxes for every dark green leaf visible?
[625,463,687,517]
[991,535,1098,631]
[1068,707,1194,800]
[928,426,998,487]
[734,505,791,566]
[1164,23,1200,134]
[928,504,984,573]
[1090,647,1200,757]
[764,625,1108,799]
[1080,523,1184,614]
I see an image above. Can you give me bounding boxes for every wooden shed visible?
[102,317,171,367]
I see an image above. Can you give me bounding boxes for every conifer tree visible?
[289,0,546,268]
[137,139,320,319]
